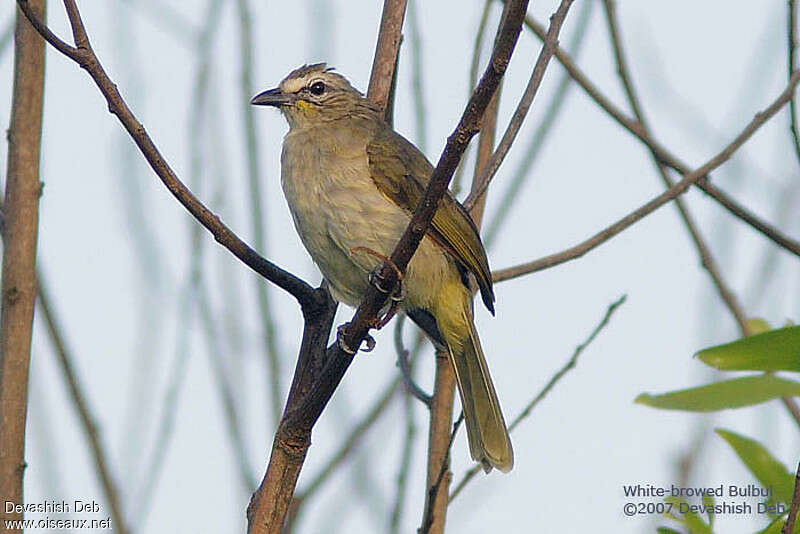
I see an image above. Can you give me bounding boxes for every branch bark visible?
[517,9,800,259]
[0,2,46,528]
[493,70,800,283]
[15,0,320,311]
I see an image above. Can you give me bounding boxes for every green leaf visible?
[657,528,684,534]
[698,326,800,372]
[635,375,800,412]
[715,429,794,505]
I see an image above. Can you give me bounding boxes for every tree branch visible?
[517,9,800,259]
[492,69,800,283]
[36,278,131,534]
[450,295,626,500]
[0,1,45,526]
[784,461,800,534]
[367,0,408,119]
[15,0,320,311]
[464,0,575,210]
[599,0,748,332]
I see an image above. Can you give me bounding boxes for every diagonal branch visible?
[493,69,800,283]
[518,9,800,259]
[449,295,626,500]
[36,278,131,534]
[599,0,748,332]
[15,0,320,311]
[464,0,575,210]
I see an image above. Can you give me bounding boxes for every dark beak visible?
[251,87,291,107]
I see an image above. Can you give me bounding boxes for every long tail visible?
[435,285,513,473]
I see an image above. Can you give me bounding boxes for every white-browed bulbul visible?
[251,63,513,472]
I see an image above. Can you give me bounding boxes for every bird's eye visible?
[309,81,326,96]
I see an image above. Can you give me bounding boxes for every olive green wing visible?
[366,126,495,314]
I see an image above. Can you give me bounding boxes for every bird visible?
[251,63,513,473]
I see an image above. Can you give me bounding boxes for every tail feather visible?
[446,308,513,473]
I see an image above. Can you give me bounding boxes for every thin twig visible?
[492,70,800,283]
[37,279,131,534]
[451,0,493,197]
[785,461,800,534]
[407,0,427,153]
[367,0,408,119]
[600,0,748,332]
[235,0,284,428]
[464,0,576,210]
[15,0,321,310]
[789,0,800,169]
[419,414,464,534]
[516,10,800,259]
[483,0,594,247]
[450,295,627,500]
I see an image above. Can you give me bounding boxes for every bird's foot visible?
[349,246,404,295]
[336,323,376,355]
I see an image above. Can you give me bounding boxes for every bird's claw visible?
[336,324,376,354]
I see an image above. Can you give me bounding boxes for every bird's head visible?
[251,63,369,129]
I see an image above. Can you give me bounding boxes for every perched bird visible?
[252,63,513,472]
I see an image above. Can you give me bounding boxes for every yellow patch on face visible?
[296,100,313,112]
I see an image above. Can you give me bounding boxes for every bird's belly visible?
[281,147,454,311]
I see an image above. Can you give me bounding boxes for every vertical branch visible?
[367,0,408,117]
[420,3,508,531]
[419,353,457,534]
[235,0,283,426]
[0,1,46,527]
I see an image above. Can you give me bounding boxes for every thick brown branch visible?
[15,0,320,311]
[492,69,800,283]
[519,10,800,259]
[367,0,408,117]
[0,2,45,527]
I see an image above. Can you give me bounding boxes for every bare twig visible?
[419,413,464,534]
[484,0,594,247]
[451,0,492,197]
[235,0,284,427]
[407,0,427,153]
[37,278,131,534]
[15,0,321,310]
[785,461,800,534]
[464,0,575,210]
[0,1,45,525]
[395,316,431,405]
[789,0,800,169]
[450,295,627,500]
[492,70,800,283]
[518,11,800,259]
[367,0,408,119]
[600,0,748,332]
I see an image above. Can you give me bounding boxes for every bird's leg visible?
[349,246,405,329]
